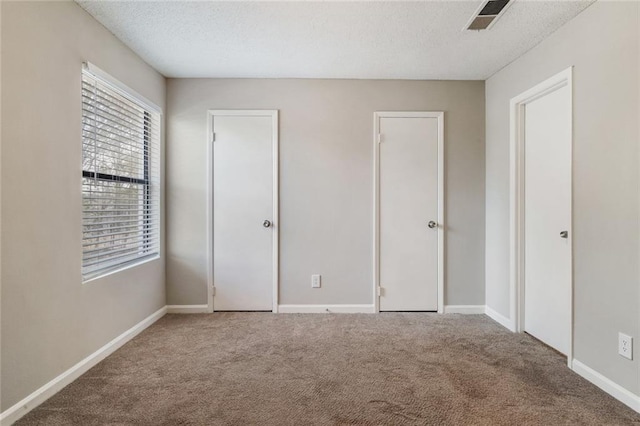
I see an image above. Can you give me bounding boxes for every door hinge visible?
[211,132,216,143]
[377,133,382,144]
[211,287,216,297]
[377,286,383,297]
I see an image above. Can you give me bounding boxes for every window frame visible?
[81,62,162,283]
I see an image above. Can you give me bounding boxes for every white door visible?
[378,114,441,311]
[212,111,277,311]
[523,85,571,354]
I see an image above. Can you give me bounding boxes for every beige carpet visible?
[17,313,640,425]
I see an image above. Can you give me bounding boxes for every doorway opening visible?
[206,110,279,313]
[373,111,445,313]
[509,68,573,366]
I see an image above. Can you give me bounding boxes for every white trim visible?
[166,305,209,314]
[0,306,167,426]
[272,111,280,313]
[485,305,516,331]
[373,111,380,314]
[82,62,161,114]
[277,304,376,314]
[206,112,214,313]
[206,110,279,313]
[443,305,485,314]
[637,3,640,400]
[572,359,640,413]
[509,67,573,365]
[373,111,445,314]
[436,113,445,314]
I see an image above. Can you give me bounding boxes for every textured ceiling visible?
[76,1,594,80]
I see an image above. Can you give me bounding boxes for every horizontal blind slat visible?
[83,206,160,212]
[83,245,148,262]
[84,232,160,239]
[84,79,161,119]
[82,124,150,148]
[83,236,160,253]
[83,255,158,274]
[81,188,159,197]
[82,224,156,241]
[81,93,159,125]
[83,217,156,228]
[84,229,160,236]
[82,106,160,138]
[81,108,161,137]
[82,86,147,120]
[83,248,159,264]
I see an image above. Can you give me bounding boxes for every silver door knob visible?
[263,220,272,228]
[560,231,568,239]
[428,221,437,229]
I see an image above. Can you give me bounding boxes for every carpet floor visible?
[17,313,640,425]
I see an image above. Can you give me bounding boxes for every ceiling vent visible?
[465,0,513,31]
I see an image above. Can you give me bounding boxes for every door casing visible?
[373,111,445,313]
[509,68,573,366]
[206,110,279,313]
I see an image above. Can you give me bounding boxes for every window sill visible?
[82,254,160,284]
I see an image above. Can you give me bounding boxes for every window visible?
[81,63,161,281]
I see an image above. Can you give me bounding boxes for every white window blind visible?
[81,64,161,281]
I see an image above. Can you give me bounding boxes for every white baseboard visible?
[278,304,376,313]
[571,359,640,413]
[0,306,167,426]
[485,305,516,331]
[166,304,210,314]
[443,305,486,314]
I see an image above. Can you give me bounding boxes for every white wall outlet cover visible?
[618,333,633,360]
[311,274,321,288]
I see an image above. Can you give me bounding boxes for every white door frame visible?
[206,110,279,313]
[373,111,445,313]
[509,68,573,366]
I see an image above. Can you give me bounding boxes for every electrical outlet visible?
[618,333,633,360]
[311,274,321,288]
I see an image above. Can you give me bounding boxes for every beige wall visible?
[166,79,485,308]
[1,1,166,410]
[485,1,639,394]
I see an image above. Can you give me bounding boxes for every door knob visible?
[560,230,568,239]
[428,221,437,229]
[263,220,272,228]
